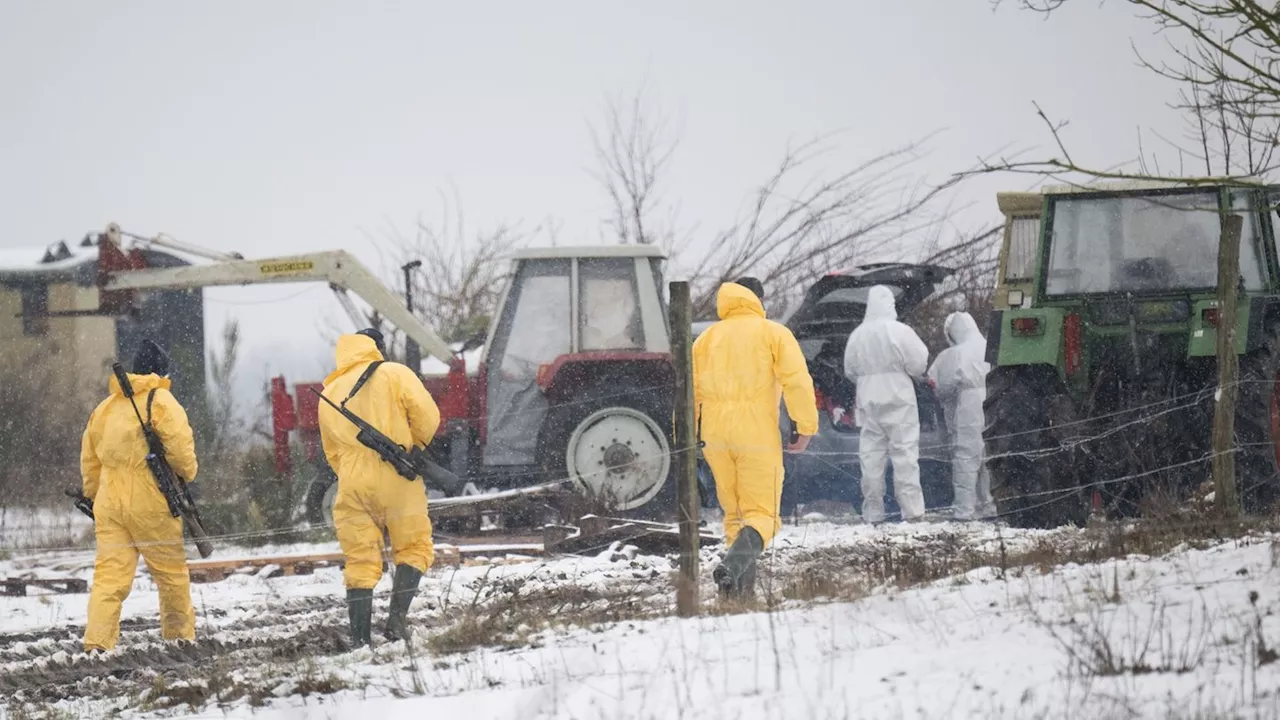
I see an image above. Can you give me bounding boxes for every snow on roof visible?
[420,343,484,377]
[0,239,100,278]
[512,244,667,260]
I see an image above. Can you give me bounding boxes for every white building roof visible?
[0,240,100,277]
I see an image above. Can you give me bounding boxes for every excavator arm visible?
[100,226,457,364]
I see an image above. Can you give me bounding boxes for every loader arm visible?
[105,250,457,363]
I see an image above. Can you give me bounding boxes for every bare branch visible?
[996,0,1280,183]
[590,89,685,250]
[374,191,527,351]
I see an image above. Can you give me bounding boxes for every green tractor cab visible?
[984,181,1280,527]
[993,190,1042,312]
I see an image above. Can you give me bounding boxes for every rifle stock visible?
[65,488,95,520]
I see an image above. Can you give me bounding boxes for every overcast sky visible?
[1,1,1185,403]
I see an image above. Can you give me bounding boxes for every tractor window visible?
[483,258,571,466]
[1045,191,1247,295]
[1006,216,1039,282]
[579,258,644,351]
[497,260,572,371]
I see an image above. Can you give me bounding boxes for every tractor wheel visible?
[983,366,1089,528]
[1234,329,1280,513]
[303,466,339,529]
[539,386,674,519]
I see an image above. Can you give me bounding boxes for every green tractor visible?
[983,181,1280,527]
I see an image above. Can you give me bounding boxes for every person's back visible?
[694,281,817,597]
[81,340,198,653]
[927,311,994,520]
[842,285,929,523]
[320,337,436,474]
[844,286,928,417]
[317,329,441,646]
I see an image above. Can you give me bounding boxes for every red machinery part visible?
[294,383,325,463]
[95,233,149,314]
[1064,313,1082,376]
[270,377,297,476]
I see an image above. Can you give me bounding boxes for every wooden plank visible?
[1,578,90,596]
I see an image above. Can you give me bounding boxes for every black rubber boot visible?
[383,564,423,642]
[346,588,374,648]
[713,527,764,598]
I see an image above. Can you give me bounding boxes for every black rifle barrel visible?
[110,362,214,559]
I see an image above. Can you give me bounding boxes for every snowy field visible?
[2,518,1279,719]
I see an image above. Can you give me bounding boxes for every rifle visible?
[309,387,465,496]
[65,488,95,520]
[112,363,214,559]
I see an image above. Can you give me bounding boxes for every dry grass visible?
[139,661,350,712]
[427,574,661,656]
[768,516,1280,602]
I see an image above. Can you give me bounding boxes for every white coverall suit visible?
[843,285,929,522]
[928,312,997,520]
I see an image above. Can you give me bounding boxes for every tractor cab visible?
[983,180,1280,527]
[993,191,1042,312]
[479,246,675,512]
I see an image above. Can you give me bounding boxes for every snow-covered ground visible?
[3,519,1279,719]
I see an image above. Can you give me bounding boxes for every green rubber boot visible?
[712,527,764,598]
[346,588,374,648]
[384,564,423,642]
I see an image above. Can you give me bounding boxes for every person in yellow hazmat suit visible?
[693,278,818,598]
[318,328,441,646]
[81,340,198,652]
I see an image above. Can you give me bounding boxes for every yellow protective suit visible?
[693,283,819,547]
[319,334,442,589]
[81,373,198,652]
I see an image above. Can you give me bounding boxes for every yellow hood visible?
[326,334,386,385]
[108,372,171,397]
[716,282,766,320]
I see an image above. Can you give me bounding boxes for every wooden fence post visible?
[1212,212,1244,518]
[669,280,700,616]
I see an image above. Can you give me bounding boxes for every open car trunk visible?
[783,263,953,433]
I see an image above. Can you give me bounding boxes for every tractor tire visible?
[538,383,675,520]
[983,366,1089,528]
[1234,328,1280,513]
[303,465,339,529]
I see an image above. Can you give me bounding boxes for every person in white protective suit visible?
[843,285,930,522]
[928,311,997,521]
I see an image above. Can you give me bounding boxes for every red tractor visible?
[265,246,679,527]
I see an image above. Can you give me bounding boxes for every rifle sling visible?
[341,361,385,409]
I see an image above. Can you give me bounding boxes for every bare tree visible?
[591,90,684,250]
[686,135,967,317]
[590,94,978,319]
[984,0,1280,183]
[204,318,242,458]
[376,192,529,357]
[908,224,1003,353]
